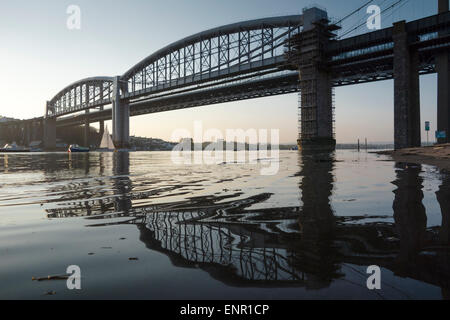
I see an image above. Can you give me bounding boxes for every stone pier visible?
[43,117,56,150]
[112,76,130,149]
[295,7,337,151]
[437,0,450,144]
[84,110,90,148]
[99,106,105,137]
[393,21,421,150]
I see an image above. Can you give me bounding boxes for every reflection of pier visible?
[391,163,450,293]
[136,210,307,285]
[392,163,427,269]
[296,151,340,282]
[43,151,450,293]
[437,174,450,245]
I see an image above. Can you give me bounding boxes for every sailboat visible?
[98,126,115,151]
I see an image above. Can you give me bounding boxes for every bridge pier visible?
[437,52,450,144]
[99,106,105,146]
[84,111,90,148]
[296,8,336,151]
[112,76,130,149]
[0,124,5,144]
[99,120,104,136]
[31,120,43,145]
[99,105,105,136]
[393,21,421,150]
[24,122,31,147]
[43,117,56,150]
[13,124,20,143]
[437,0,450,144]
[43,101,57,150]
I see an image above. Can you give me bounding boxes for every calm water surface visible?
[0,150,449,299]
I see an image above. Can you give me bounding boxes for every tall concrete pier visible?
[296,7,337,151]
[112,76,130,149]
[84,110,90,148]
[437,0,450,144]
[393,21,421,150]
[43,117,56,150]
[83,85,91,148]
[99,106,105,139]
[43,101,56,150]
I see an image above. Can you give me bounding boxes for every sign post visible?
[425,121,430,145]
[436,130,447,143]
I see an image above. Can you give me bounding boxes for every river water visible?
[0,150,449,299]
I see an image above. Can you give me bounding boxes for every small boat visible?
[29,141,43,152]
[97,126,115,151]
[68,144,90,153]
[0,142,30,153]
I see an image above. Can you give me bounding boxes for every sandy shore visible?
[376,143,450,171]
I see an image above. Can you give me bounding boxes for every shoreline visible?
[375,143,450,172]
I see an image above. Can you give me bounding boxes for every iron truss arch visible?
[120,15,304,100]
[47,77,115,117]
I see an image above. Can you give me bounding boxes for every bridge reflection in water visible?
[43,152,450,295]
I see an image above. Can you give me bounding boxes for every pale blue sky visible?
[0,0,442,143]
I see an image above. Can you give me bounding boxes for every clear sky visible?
[0,0,442,143]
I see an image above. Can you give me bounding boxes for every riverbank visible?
[376,143,450,171]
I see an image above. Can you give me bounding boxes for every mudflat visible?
[376,143,450,171]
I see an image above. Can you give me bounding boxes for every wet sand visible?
[376,144,450,171]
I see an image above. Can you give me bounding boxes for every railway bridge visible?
[1,0,450,150]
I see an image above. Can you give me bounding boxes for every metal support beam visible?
[393,21,421,150]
